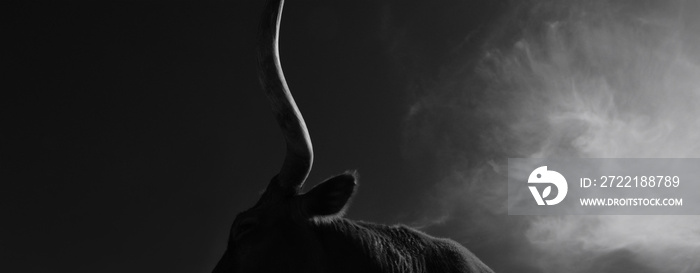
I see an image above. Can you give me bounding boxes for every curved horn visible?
[257,0,313,191]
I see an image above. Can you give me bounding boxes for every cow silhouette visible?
[212,1,495,272]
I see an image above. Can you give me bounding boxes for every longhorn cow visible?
[212,0,495,272]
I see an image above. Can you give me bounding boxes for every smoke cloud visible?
[403,0,700,272]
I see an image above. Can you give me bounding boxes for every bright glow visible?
[406,0,700,271]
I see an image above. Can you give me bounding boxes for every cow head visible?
[212,173,357,273]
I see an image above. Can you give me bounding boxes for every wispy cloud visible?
[400,0,700,271]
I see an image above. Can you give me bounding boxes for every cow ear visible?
[301,172,357,217]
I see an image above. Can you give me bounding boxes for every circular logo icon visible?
[528,166,568,205]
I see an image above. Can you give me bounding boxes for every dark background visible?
[3,1,505,272]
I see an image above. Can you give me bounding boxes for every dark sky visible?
[4,1,505,272]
